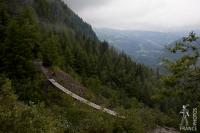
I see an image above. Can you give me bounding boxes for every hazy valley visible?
[95,28,200,68]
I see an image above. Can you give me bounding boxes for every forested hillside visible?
[0,0,199,132]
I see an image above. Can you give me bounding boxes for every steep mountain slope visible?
[95,28,182,68]
[1,0,163,108]
[0,0,180,132]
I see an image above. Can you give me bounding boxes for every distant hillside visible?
[94,28,184,68]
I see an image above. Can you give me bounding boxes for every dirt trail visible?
[35,61,180,132]
[48,79,119,117]
[35,62,121,117]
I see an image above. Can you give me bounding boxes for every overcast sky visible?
[64,0,200,32]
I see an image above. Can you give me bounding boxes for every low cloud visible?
[64,0,200,32]
[64,0,113,11]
